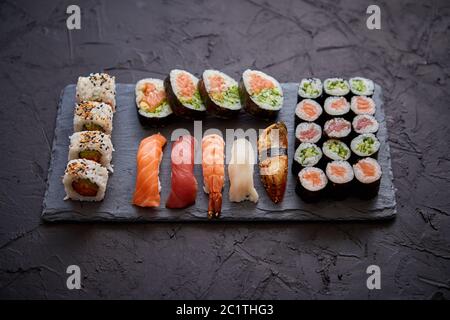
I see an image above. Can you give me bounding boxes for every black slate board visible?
[42,83,396,222]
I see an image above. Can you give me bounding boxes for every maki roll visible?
[352,114,379,135]
[325,160,354,199]
[322,139,351,161]
[296,167,328,203]
[295,99,323,124]
[353,157,382,199]
[241,69,284,119]
[324,96,350,119]
[350,133,380,159]
[349,77,374,97]
[74,101,113,134]
[298,78,322,101]
[350,96,376,116]
[199,70,241,118]
[324,118,351,141]
[323,78,350,97]
[135,78,173,126]
[76,73,116,111]
[164,69,206,119]
[63,159,109,201]
[292,142,323,176]
[295,122,322,146]
[68,131,114,172]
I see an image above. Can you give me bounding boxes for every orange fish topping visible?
[249,73,274,94]
[358,161,376,177]
[303,171,322,186]
[302,102,317,118]
[141,83,166,112]
[331,98,346,109]
[176,73,196,98]
[356,97,371,111]
[330,165,346,177]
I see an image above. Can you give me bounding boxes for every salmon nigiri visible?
[133,133,166,207]
[202,134,225,218]
[166,135,198,208]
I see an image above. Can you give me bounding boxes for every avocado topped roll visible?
[63,159,109,201]
[292,142,323,176]
[164,69,206,119]
[298,78,323,100]
[322,139,351,161]
[241,69,283,119]
[135,78,173,126]
[324,78,350,97]
[68,131,114,172]
[349,77,374,96]
[76,73,116,111]
[74,101,113,134]
[199,70,241,118]
[350,133,380,158]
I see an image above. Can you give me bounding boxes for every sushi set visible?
[42,71,396,222]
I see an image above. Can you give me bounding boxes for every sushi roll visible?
[63,159,109,201]
[199,70,241,118]
[323,78,350,97]
[353,157,382,199]
[352,114,379,135]
[295,99,323,124]
[323,118,351,141]
[349,77,374,97]
[74,101,113,134]
[350,96,376,116]
[292,142,322,176]
[135,78,173,126]
[295,122,322,146]
[68,131,114,172]
[298,78,323,101]
[164,69,206,119]
[322,139,351,161]
[76,73,116,111]
[324,96,350,120]
[240,69,284,119]
[296,167,328,203]
[325,160,354,199]
[350,133,380,159]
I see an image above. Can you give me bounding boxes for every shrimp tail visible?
[208,192,222,219]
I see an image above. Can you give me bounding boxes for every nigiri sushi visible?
[228,138,258,203]
[166,135,198,209]
[132,133,166,207]
[202,134,225,218]
[258,122,288,203]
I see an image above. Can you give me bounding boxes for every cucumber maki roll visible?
[324,118,351,141]
[292,142,322,176]
[324,96,350,120]
[199,70,241,118]
[349,77,374,97]
[135,78,173,126]
[350,133,380,159]
[353,157,382,199]
[295,122,322,146]
[352,114,379,135]
[323,78,350,97]
[325,160,354,200]
[241,69,283,119]
[322,139,351,161]
[295,99,323,124]
[164,69,206,119]
[350,96,376,116]
[296,167,328,203]
[298,78,322,101]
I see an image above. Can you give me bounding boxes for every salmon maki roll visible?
[166,135,198,209]
[202,134,225,218]
[295,99,323,124]
[296,167,328,202]
[132,133,167,207]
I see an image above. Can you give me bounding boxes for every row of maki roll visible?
[298,77,374,101]
[63,72,116,202]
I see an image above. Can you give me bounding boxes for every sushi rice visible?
[74,101,114,135]
[76,73,116,111]
[353,157,382,184]
[350,96,376,115]
[326,160,354,184]
[352,114,379,134]
[324,96,350,116]
[298,78,322,99]
[295,122,322,144]
[298,167,328,192]
[294,143,322,167]
[322,139,351,161]
[350,133,380,157]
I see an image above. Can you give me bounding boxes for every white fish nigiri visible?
[228,138,259,203]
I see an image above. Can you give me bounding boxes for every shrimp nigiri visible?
[132,133,166,207]
[202,134,225,218]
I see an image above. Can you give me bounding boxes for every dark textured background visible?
[0,0,449,299]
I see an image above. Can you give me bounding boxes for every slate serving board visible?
[42,83,396,222]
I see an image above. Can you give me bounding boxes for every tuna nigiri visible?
[228,138,258,203]
[132,133,166,207]
[202,134,225,218]
[166,135,198,208]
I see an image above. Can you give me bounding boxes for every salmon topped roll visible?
[74,101,114,134]
[202,134,225,218]
[76,73,116,111]
[135,78,173,125]
[199,70,242,118]
[164,69,206,119]
[132,134,167,207]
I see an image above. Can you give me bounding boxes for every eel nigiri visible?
[228,138,259,203]
[258,122,288,203]
[132,133,166,207]
[166,135,197,208]
[202,134,225,218]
